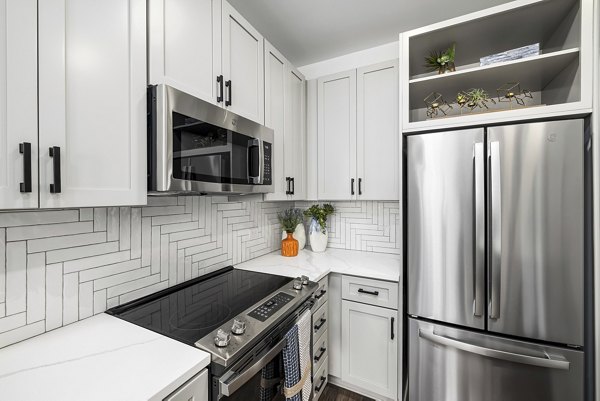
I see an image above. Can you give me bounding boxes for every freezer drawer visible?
[408,319,584,401]
[487,120,584,345]
[407,128,485,329]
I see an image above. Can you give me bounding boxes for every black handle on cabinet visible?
[315,376,326,392]
[49,146,61,194]
[216,75,224,103]
[225,80,232,106]
[19,142,32,193]
[351,178,355,195]
[358,178,362,195]
[391,317,395,340]
[357,288,379,296]
[285,177,291,195]
[314,346,327,362]
[314,318,326,331]
[314,289,327,300]
[290,177,295,195]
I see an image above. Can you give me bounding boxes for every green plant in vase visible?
[277,208,304,257]
[304,204,335,253]
[424,43,456,74]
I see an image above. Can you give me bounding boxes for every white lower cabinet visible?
[341,300,398,399]
[165,369,208,401]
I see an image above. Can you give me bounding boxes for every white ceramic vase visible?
[282,223,306,250]
[308,218,328,252]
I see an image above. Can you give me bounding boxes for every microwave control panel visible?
[263,142,272,185]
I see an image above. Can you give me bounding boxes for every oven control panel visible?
[248,292,294,322]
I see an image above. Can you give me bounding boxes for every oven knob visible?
[231,319,246,335]
[214,329,231,347]
[293,278,303,290]
[301,276,309,285]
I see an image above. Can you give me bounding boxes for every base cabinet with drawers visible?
[164,369,208,401]
[312,276,329,401]
[329,274,399,400]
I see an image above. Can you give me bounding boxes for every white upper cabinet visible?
[356,60,399,200]
[317,70,357,200]
[0,0,38,209]
[264,41,306,201]
[148,0,222,105]
[38,0,147,208]
[317,60,399,201]
[221,1,265,124]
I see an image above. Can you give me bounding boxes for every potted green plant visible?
[304,204,335,252]
[277,208,304,257]
[425,43,456,74]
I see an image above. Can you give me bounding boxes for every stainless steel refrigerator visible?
[406,119,586,401]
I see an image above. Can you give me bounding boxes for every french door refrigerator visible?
[406,119,586,401]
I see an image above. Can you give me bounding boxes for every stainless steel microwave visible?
[148,85,274,195]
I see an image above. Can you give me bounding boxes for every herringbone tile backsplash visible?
[0,198,399,348]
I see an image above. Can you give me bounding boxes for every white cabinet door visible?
[341,300,398,399]
[317,70,356,200]
[0,0,38,209]
[165,369,208,401]
[148,0,222,106]
[288,66,306,200]
[357,60,399,200]
[263,42,288,201]
[221,1,264,124]
[38,0,147,208]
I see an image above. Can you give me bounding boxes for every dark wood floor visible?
[320,384,375,401]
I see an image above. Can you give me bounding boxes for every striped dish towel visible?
[282,325,301,401]
[297,311,312,401]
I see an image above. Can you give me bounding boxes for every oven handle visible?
[220,336,287,396]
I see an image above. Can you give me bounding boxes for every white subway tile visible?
[27,232,107,253]
[0,210,79,227]
[93,264,148,291]
[106,297,119,309]
[0,303,4,318]
[142,205,185,217]
[177,235,212,250]
[152,214,192,226]
[146,197,178,207]
[93,208,107,232]
[107,207,119,241]
[119,207,131,251]
[0,321,45,348]
[177,250,185,284]
[94,289,107,314]
[119,280,168,304]
[63,273,79,325]
[63,250,130,274]
[107,274,161,298]
[0,229,5,303]
[79,208,94,221]
[5,242,26,315]
[141,217,151,267]
[169,243,177,285]
[0,312,26,333]
[79,281,94,319]
[151,226,161,275]
[160,221,199,234]
[26,253,45,324]
[130,208,142,259]
[160,234,169,281]
[7,221,93,241]
[45,263,63,331]
[46,241,120,264]
[169,228,206,242]
[80,259,142,283]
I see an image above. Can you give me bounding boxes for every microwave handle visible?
[248,139,264,184]
[219,336,287,396]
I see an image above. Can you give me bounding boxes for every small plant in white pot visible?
[304,204,335,252]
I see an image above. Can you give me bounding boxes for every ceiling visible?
[228,0,516,67]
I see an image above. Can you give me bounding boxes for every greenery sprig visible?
[304,204,335,234]
[277,208,304,233]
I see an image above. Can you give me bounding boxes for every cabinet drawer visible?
[312,279,329,312]
[313,303,328,345]
[164,369,208,401]
[342,275,399,309]
[313,356,329,401]
[313,329,328,375]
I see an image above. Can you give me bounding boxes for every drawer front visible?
[313,303,328,345]
[342,275,399,309]
[313,329,328,374]
[313,356,329,401]
[165,369,208,401]
[313,284,329,312]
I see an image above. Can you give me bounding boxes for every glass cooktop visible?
[107,267,293,346]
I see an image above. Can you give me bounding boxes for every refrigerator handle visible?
[473,142,484,317]
[418,329,570,370]
[489,141,502,319]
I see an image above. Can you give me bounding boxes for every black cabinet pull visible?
[49,146,61,194]
[351,178,355,195]
[358,178,362,195]
[19,142,32,193]
[314,346,327,362]
[357,288,379,296]
[290,177,295,195]
[314,289,327,300]
[216,75,224,103]
[391,317,395,340]
[314,318,326,331]
[225,80,232,106]
[285,177,291,195]
[315,376,326,392]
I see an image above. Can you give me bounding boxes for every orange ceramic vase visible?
[281,232,299,257]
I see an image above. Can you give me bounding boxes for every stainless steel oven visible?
[148,84,274,195]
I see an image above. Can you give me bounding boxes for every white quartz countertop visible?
[0,313,210,401]
[236,248,401,282]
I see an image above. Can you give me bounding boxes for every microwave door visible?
[248,139,264,184]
